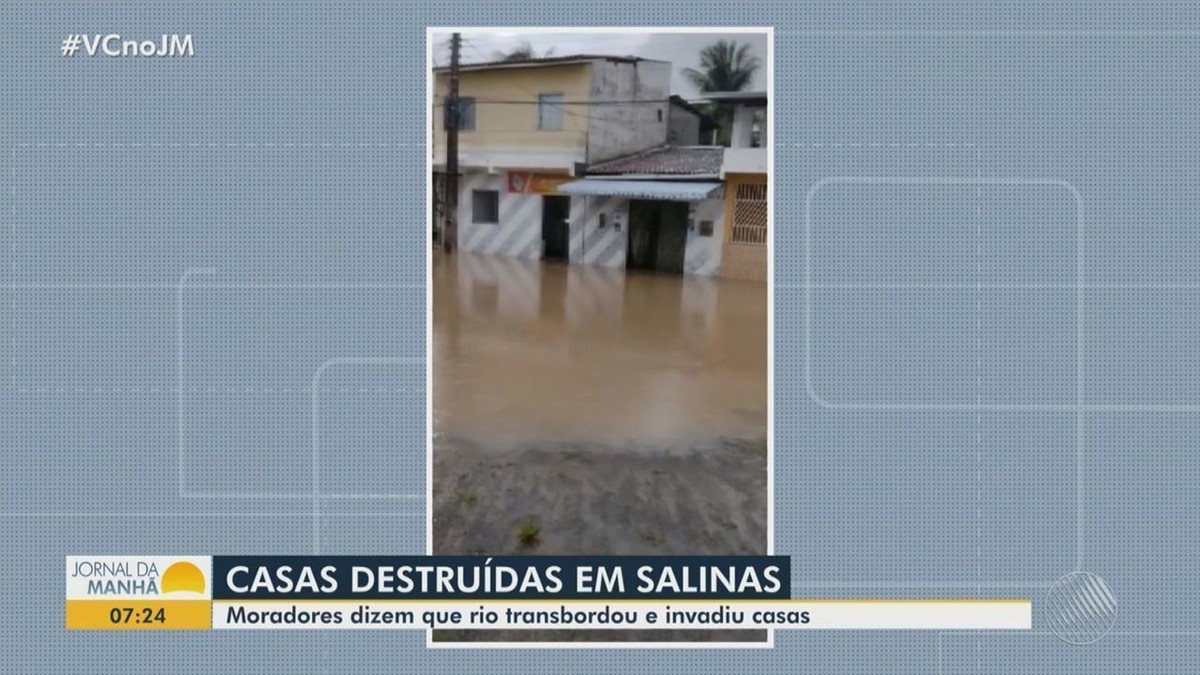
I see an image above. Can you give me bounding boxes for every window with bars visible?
[730,182,768,245]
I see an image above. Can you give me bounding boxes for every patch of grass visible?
[516,518,541,547]
[457,487,478,506]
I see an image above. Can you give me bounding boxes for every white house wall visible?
[683,197,725,277]
[456,170,543,259]
[454,171,724,276]
[571,195,725,275]
[571,195,630,268]
[731,105,756,148]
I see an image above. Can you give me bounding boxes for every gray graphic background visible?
[3,2,1200,673]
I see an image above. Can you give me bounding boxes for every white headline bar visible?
[212,599,1031,631]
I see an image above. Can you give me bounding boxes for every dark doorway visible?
[627,199,688,273]
[541,195,571,261]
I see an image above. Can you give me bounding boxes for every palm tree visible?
[493,41,554,63]
[682,40,761,145]
[681,40,761,93]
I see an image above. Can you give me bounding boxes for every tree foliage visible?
[493,41,554,63]
[681,40,761,93]
[681,40,761,145]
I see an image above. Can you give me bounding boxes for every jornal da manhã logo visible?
[70,560,205,596]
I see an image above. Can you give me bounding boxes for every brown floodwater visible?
[432,251,768,448]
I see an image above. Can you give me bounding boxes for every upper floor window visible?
[443,96,475,131]
[538,93,564,130]
[457,97,476,131]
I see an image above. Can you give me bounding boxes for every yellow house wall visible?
[433,64,592,155]
[720,172,769,283]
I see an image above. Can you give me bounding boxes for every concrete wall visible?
[570,194,725,275]
[586,60,670,162]
[730,103,767,149]
[722,147,768,175]
[683,197,725,276]
[667,105,700,145]
[456,170,544,259]
[570,195,629,268]
[456,170,587,260]
[453,164,728,277]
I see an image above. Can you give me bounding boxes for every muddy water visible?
[432,251,767,448]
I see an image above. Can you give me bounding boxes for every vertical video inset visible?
[429,27,771,643]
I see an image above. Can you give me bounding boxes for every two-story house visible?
[693,90,769,282]
[432,55,671,260]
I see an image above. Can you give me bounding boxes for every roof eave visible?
[432,55,669,74]
[584,173,722,180]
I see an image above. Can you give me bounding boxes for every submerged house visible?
[557,146,726,276]
[432,54,672,260]
[432,56,767,280]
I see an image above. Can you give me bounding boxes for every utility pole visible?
[442,32,461,253]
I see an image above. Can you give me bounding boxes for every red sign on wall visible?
[507,172,570,194]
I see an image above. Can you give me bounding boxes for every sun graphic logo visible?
[161,561,207,596]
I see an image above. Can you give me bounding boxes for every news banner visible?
[65,556,1031,631]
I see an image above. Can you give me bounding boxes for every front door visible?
[627,200,687,273]
[653,201,688,274]
[627,200,658,270]
[541,195,571,261]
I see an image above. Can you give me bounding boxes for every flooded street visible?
[432,250,769,643]
[432,251,767,448]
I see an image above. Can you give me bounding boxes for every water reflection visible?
[433,252,767,448]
